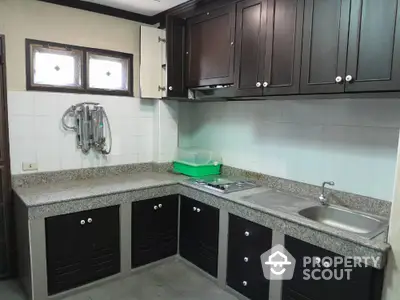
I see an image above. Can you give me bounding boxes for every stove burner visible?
[188,177,259,194]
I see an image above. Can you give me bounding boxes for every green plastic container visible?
[173,161,221,177]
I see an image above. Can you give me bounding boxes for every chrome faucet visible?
[319,181,335,205]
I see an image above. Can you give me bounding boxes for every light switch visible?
[22,162,38,171]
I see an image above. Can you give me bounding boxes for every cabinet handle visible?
[196,208,201,213]
[158,204,162,208]
[244,231,250,237]
[256,82,261,88]
[345,75,353,82]
[80,220,85,225]
[335,76,343,83]
[87,218,92,224]
[263,82,269,88]
[242,281,248,286]
[168,86,173,91]
[154,206,158,210]
[244,257,249,262]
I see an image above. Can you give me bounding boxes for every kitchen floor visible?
[0,260,239,300]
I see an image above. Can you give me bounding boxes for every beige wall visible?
[0,0,141,95]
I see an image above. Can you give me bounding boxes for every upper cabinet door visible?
[166,16,187,98]
[300,0,350,94]
[140,26,165,99]
[263,0,304,95]
[345,0,400,92]
[234,0,267,97]
[186,5,236,87]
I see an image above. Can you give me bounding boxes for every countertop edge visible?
[13,178,390,269]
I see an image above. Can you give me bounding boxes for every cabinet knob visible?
[196,208,201,213]
[207,12,210,15]
[80,220,85,225]
[158,204,162,208]
[244,231,250,236]
[345,75,353,82]
[193,207,197,211]
[230,41,234,46]
[323,261,332,268]
[263,82,269,87]
[242,281,248,286]
[168,86,173,91]
[256,82,261,87]
[335,76,343,83]
[244,257,249,262]
[154,206,158,210]
[87,218,92,224]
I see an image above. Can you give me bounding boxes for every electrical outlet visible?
[22,162,38,171]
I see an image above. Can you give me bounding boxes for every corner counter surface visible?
[13,170,390,269]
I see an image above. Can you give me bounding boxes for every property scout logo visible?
[260,244,380,281]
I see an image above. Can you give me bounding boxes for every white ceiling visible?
[81,0,190,16]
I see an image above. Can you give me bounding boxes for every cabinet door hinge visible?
[0,54,4,65]
[158,37,166,43]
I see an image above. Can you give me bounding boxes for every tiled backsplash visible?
[7,91,178,174]
[179,98,400,201]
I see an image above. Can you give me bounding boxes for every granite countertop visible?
[13,171,391,268]
[14,172,186,206]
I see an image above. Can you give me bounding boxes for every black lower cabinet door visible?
[86,206,120,283]
[132,196,178,268]
[227,214,272,300]
[180,196,219,277]
[283,235,384,300]
[46,206,120,295]
[46,210,89,295]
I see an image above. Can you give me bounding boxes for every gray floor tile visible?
[0,280,26,300]
[0,261,239,300]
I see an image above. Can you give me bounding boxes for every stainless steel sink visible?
[298,205,388,238]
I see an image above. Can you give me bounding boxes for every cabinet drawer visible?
[228,214,272,254]
[227,275,269,300]
[227,214,272,300]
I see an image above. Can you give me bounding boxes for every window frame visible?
[26,39,134,96]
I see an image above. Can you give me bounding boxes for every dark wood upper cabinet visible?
[235,0,303,97]
[166,16,187,97]
[263,0,304,95]
[345,0,400,92]
[186,4,236,87]
[300,0,350,94]
[234,0,267,97]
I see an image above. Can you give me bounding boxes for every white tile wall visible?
[179,99,400,201]
[153,100,179,163]
[7,91,159,174]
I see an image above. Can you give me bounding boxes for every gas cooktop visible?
[186,176,259,194]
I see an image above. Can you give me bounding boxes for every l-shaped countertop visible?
[13,171,390,269]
